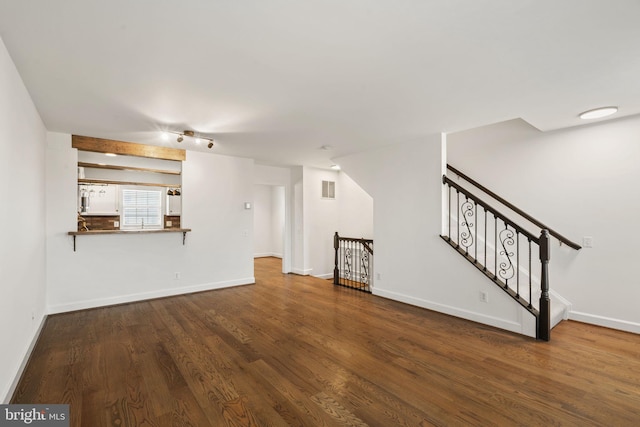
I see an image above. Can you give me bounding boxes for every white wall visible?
[0,38,48,403]
[337,137,535,337]
[291,166,306,275]
[448,117,640,333]
[271,186,285,257]
[253,184,284,258]
[303,168,340,279]
[253,184,273,256]
[253,165,373,278]
[46,136,255,313]
[338,172,374,239]
[301,167,374,279]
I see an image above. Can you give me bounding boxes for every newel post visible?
[538,229,551,341]
[333,232,340,285]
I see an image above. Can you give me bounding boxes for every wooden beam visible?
[72,135,186,161]
[78,178,180,188]
[77,162,181,175]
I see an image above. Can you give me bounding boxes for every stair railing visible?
[333,232,374,293]
[442,172,554,340]
[447,164,581,250]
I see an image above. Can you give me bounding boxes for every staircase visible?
[441,165,581,340]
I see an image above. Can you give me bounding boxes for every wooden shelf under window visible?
[68,228,191,251]
[77,178,180,188]
[78,162,181,175]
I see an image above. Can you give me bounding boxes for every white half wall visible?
[0,37,48,403]
[337,136,536,337]
[46,136,255,313]
[448,117,640,333]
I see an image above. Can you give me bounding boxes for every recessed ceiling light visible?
[330,164,341,170]
[579,106,618,120]
[161,132,169,141]
[105,153,117,157]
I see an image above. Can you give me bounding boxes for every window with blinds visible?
[122,189,162,229]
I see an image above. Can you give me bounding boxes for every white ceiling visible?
[1,0,639,168]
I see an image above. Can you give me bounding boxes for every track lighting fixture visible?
[164,130,214,149]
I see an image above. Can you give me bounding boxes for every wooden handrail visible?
[446,164,581,250]
[443,176,540,243]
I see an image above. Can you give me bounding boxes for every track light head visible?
[163,129,213,148]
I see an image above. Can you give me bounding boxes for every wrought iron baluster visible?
[474,201,478,261]
[362,245,369,285]
[493,215,498,277]
[368,244,372,290]
[340,240,347,284]
[498,225,515,286]
[345,242,352,283]
[516,232,520,297]
[456,190,460,246]
[460,196,474,254]
[357,241,361,290]
[353,240,357,286]
[484,208,487,271]
[528,239,533,308]
[448,184,451,240]
[351,240,355,285]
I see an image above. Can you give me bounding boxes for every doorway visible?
[253,184,286,270]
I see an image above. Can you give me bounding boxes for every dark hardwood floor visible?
[13,257,640,426]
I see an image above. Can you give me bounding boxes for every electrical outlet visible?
[480,291,489,303]
[113,221,119,228]
[166,220,172,227]
[174,272,181,280]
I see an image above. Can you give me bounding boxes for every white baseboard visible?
[254,253,282,258]
[291,268,313,276]
[373,287,534,337]
[313,273,333,280]
[47,277,256,314]
[568,311,640,334]
[3,314,48,403]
